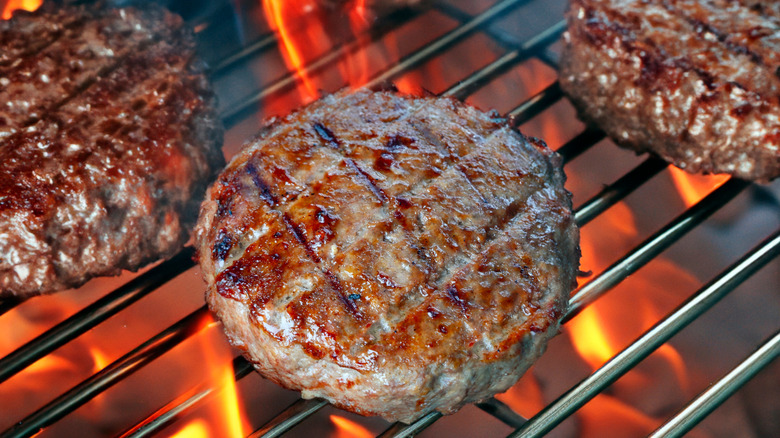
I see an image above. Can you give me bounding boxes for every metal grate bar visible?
[218,7,425,126]
[442,20,565,100]
[650,328,780,438]
[377,412,442,438]
[119,356,254,438]
[565,178,749,322]
[574,157,668,226]
[247,398,328,438]
[0,248,195,384]
[364,0,533,89]
[509,229,780,438]
[475,398,528,428]
[506,81,563,126]
[1,307,211,438]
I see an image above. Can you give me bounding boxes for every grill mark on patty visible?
[313,122,342,149]
[237,156,364,317]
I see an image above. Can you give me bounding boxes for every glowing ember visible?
[0,0,42,20]
[330,415,372,438]
[668,167,729,208]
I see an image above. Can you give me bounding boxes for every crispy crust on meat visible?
[0,5,224,297]
[560,0,780,181]
[196,89,579,422]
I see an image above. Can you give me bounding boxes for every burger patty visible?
[0,4,224,297]
[195,89,580,422]
[559,0,780,181]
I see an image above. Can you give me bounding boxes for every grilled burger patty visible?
[560,0,780,181]
[0,4,224,297]
[195,89,579,422]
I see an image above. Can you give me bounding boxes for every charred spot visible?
[426,305,441,318]
[437,324,448,334]
[282,212,321,263]
[324,270,360,317]
[374,151,394,172]
[396,197,412,209]
[273,231,282,238]
[100,119,122,136]
[385,134,414,151]
[445,284,469,313]
[131,98,147,112]
[246,161,277,206]
[346,158,387,203]
[638,51,664,86]
[212,229,233,261]
[313,122,341,149]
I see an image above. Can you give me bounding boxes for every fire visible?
[495,371,546,418]
[262,0,320,100]
[668,167,729,207]
[179,313,248,438]
[170,419,209,438]
[330,415,372,438]
[0,0,41,19]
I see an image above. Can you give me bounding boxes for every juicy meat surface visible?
[195,89,580,422]
[559,0,780,181]
[0,4,224,297]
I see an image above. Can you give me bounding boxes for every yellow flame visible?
[169,419,209,438]
[1,0,42,20]
[668,167,729,207]
[567,305,618,369]
[330,415,372,438]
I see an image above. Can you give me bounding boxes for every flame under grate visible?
[0,0,778,437]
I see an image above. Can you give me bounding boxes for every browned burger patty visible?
[559,0,780,181]
[195,89,579,422]
[0,4,224,297]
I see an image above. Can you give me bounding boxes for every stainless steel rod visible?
[505,81,563,126]
[247,398,328,438]
[0,248,195,384]
[650,329,780,438]
[364,0,533,89]
[218,6,425,126]
[378,412,442,438]
[442,20,565,100]
[574,157,668,227]
[565,178,749,322]
[1,306,210,438]
[119,356,254,438]
[508,229,780,438]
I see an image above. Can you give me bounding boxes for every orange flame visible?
[668,167,729,207]
[262,0,320,100]
[1,0,42,19]
[330,415,373,438]
[191,314,248,438]
[578,394,659,438]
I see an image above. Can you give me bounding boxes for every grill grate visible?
[0,0,778,437]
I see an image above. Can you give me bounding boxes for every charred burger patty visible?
[560,0,780,181]
[0,4,224,297]
[196,89,579,422]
